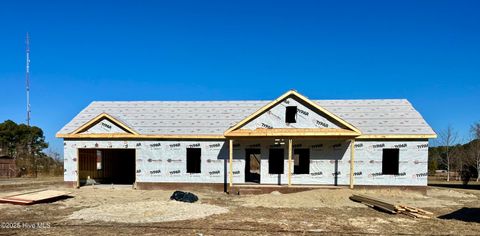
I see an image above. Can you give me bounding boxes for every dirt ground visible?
[0,180,479,235]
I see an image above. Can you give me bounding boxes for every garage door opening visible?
[78,149,135,186]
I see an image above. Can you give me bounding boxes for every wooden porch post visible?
[288,138,293,186]
[229,139,233,187]
[349,139,355,189]
[76,149,80,188]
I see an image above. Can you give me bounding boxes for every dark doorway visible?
[78,149,135,185]
[269,149,284,174]
[294,149,310,174]
[245,149,261,183]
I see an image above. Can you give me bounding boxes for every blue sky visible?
[0,1,479,154]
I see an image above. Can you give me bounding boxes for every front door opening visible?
[294,148,310,174]
[269,149,284,174]
[78,148,135,186]
[245,149,261,183]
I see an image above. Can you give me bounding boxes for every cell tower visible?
[26,32,31,126]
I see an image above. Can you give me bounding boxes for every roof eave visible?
[56,133,225,139]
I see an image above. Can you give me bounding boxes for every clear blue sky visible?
[1,1,479,155]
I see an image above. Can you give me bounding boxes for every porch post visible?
[229,139,233,187]
[288,138,293,186]
[349,139,355,189]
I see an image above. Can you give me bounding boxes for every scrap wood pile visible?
[350,194,434,219]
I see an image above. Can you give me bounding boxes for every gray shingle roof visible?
[57,99,435,136]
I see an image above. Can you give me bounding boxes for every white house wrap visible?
[57,90,435,189]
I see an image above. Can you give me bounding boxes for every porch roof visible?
[224,128,360,138]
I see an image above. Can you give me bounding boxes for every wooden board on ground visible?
[0,190,71,205]
[350,194,434,219]
[350,194,397,213]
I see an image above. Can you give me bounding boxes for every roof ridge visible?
[89,98,409,103]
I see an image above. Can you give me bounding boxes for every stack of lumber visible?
[350,194,434,219]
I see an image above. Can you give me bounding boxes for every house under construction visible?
[56,90,436,191]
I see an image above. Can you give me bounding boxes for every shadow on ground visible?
[36,195,73,204]
[438,208,480,223]
[428,184,480,190]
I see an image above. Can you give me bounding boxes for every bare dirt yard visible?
[0,179,479,235]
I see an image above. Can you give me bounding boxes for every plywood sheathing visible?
[0,190,70,205]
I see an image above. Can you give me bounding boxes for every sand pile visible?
[68,200,228,223]
[235,189,362,208]
[234,187,479,209]
[427,188,478,199]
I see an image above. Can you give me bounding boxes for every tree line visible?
[429,122,480,183]
[1,118,478,180]
[0,120,62,177]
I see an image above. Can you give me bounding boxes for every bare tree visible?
[468,122,480,181]
[437,125,458,181]
[473,122,480,139]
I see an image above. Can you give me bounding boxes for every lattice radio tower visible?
[26,32,31,126]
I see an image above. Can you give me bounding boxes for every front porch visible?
[225,133,358,190]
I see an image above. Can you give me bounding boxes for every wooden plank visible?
[0,198,33,205]
[359,200,396,214]
[399,205,434,215]
[0,190,70,205]
[6,190,70,201]
[69,113,139,135]
[351,194,433,219]
[58,133,438,139]
[225,128,360,137]
[356,134,437,139]
[404,212,431,219]
[416,208,434,215]
[350,194,397,212]
[403,206,419,213]
[57,133,225,139]
[76,148,80,188]
[349,139,355,189]
[288,139,292,187]
[401,211,418,218]
[0,189,48,198]
[229,139,233,187]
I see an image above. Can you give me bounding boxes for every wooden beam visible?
[229,139,233,188]
[225,128,360,137]
[356,134,437,139]
[76,148,80,188]
[350,194,397,213]
[57,133,225,139]
[288,138,292,187]
[70,113,139,135]
[349,139,355,189]
[57,132,437,140]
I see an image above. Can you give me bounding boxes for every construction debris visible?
[0,190,71,205]
[350,194,434,219]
